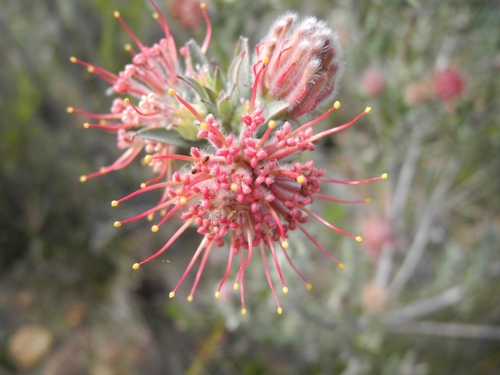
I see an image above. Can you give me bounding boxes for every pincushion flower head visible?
[69,2,387,315]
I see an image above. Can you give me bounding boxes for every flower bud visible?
[168,0,205,30]
[362,68,385,97]
[255,12,344,117]
[404,81,432,105]
[359,215,394,259]
[433,67,464,102]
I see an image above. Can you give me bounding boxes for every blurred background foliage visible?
[1,0,500,374]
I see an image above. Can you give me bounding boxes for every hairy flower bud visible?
[254,12,344,117]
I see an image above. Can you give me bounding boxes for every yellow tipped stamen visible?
[83,123,90,129]
[124,43,132,52]
[169,291,175,298]
[306,283,313,291]
[355,236,363,242]
[147,214,154,221]
[268,120,276,129]
[241,308,247,315]
[230,183,238,192]
[262,56,269,65]
[233,283,239,290]
[152,12,159,20]
[114,221,121,228]
[123,98,130,105]
[99,167,106,173]
[99,119,106,126]
[168,88,176,96]
[200,2,206,9]
[281,241,289,249]
[144,155,153,163]
[200,122,209,130]
[179,197,187,205]
[215,291,221,298]
[69,56,77,63]
[160,209,167,216]
[111,200,119,207]
[381,173,388,180]
[67,107,74,113]
[132,263,140,270]
[338,263,345,270]
[113,11,120,18]
[277,307,283,315]
[365,198,371,203]
[187,295,193,302]
[151,225,159,233]
[79,175,87,183]
[282,286,289,294]
[364,107,372,113]
[296,175,306,185]
[334,101,341,109]
[140,182,146,189]
[87,66,94,73]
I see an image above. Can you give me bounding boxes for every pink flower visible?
[433,67,464,102]
[169,0,206,30]
[71,2,386,314]
[254,12,344,118]
[68,2,212,184]
[362,68,385,97]
[359,215,395,259]
[113,86,386,314]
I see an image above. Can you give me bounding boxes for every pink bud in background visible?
[362,283,388,313]
[362,68,385,97]
[404,81,432,105]
[168,0,205,30]
[359,216,394,259]
[254,12,344,118]
[433,68,464,102]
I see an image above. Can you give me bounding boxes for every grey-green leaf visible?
[177,75,211,103]
[186,39,209,68]
[136,128,205,147]
[263,100,290,120]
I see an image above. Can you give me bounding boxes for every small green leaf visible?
[217,94,234,129]
[177,76,210,102]
[204,86,220,104]
[228,51,245,88]
[213,65,225,94]
[186,39,209,68]
[233,37,250,98]
[263,100,290,120]
[175,122,201,141]
[137,127,205,147]
[200,99,221,117]
[226,38,251,112]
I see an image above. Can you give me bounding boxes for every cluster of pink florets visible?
[70,1,387,314]
[146,108,322,250]
[68,3,210,182]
